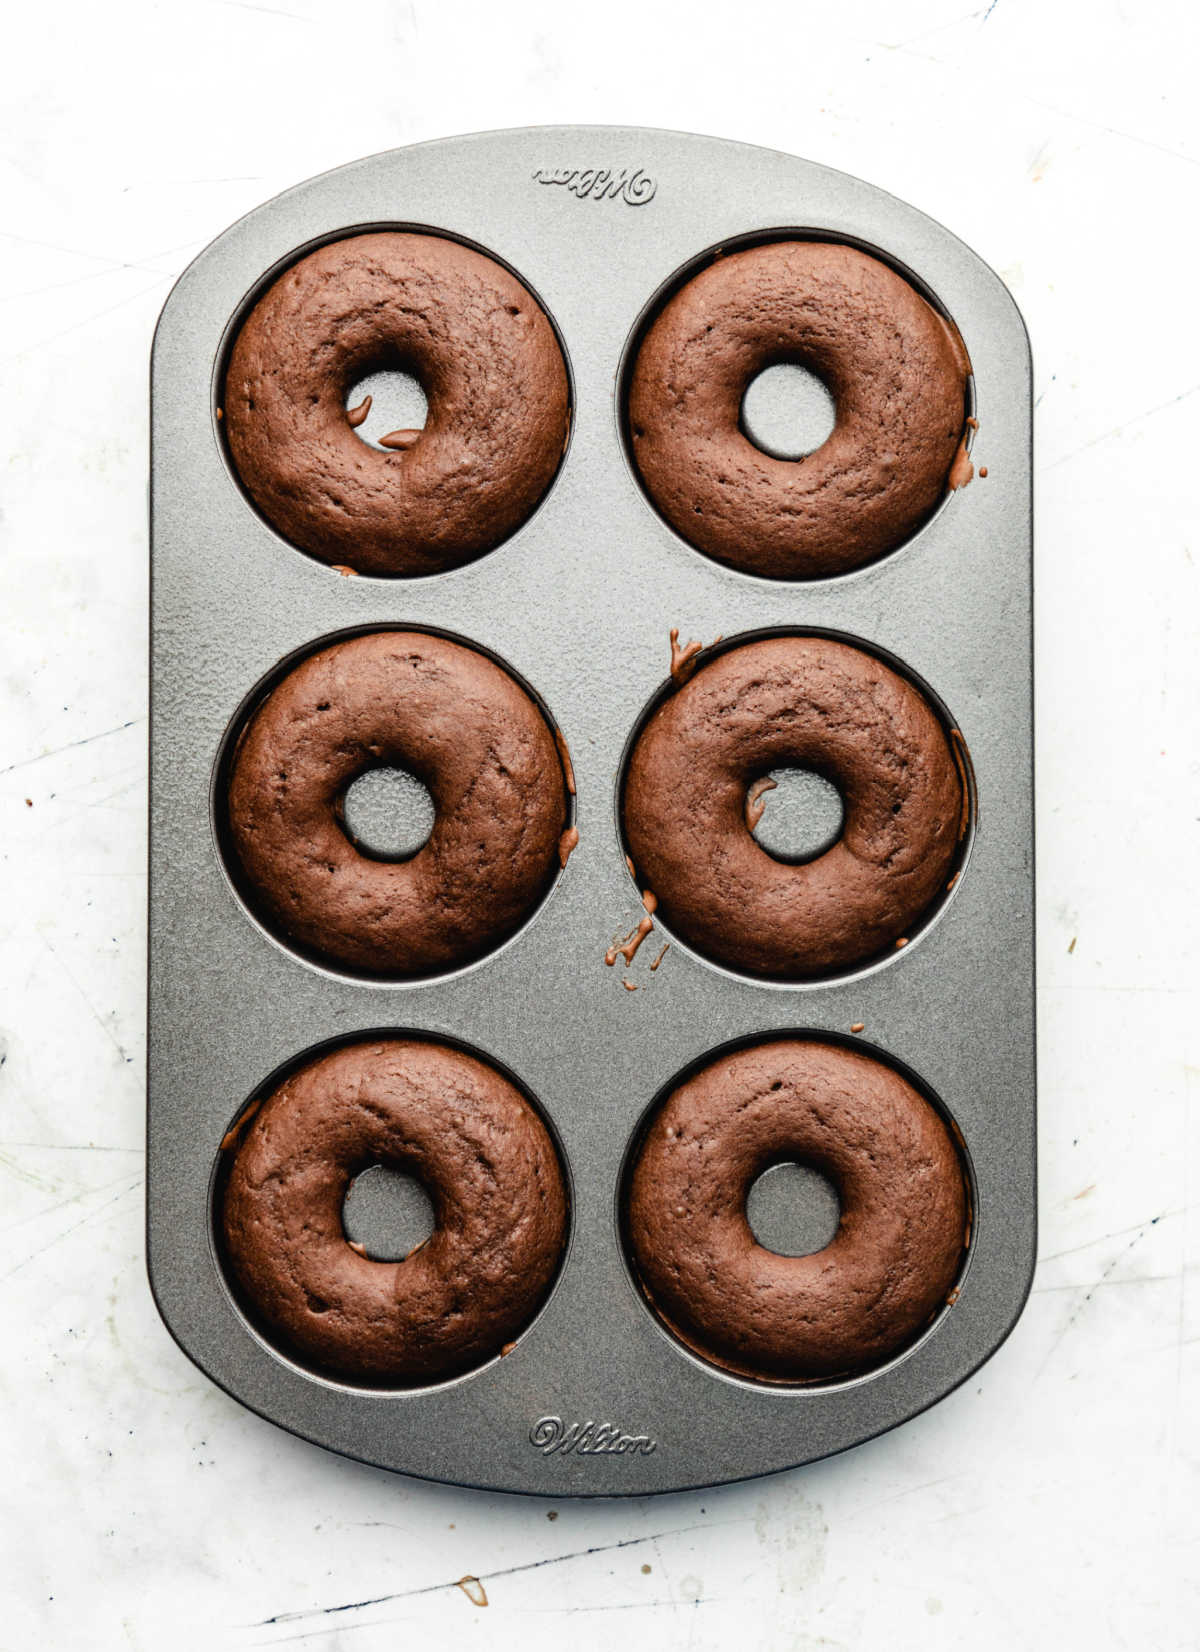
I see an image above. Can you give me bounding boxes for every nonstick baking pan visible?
[148,125,1034,1495]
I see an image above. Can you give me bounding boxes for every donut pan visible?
[148,126,1034,1496]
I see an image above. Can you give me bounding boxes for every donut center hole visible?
[746,1161,841,1257]
[342,1164,435,1262]
[740,363,837,460]
[345,369,428,451]
[749,767,844,863]
[340,766,435,861]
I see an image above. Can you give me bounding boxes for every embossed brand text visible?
[531,167,657,206]
[530,1415,657,1455]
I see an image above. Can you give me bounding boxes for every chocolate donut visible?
[627,241,970,579]
[221,1039,568,1383]
[622,635,965,979]
[223,232,570,575]
[225,631,569,976]
[626,1039,968,1382]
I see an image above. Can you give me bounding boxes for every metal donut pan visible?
[148,125,1034,1496]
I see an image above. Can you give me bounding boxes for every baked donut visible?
[622,635,965,979]
[225,630,569,976]
[221,1039,568,1383]
[627,241,970,579]
[223,232,570,575]
[626,1039,967,1382]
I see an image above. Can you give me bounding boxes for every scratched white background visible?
[2,0,1197,1645]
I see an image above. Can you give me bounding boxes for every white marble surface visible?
[2,1,1197,1645]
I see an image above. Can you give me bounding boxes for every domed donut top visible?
[225,630,570,977]
[625,1038,969,1383]
[622,634,966,979]
[220,1038,569,1384]
[627,240,971,579]
[222,232,570,575]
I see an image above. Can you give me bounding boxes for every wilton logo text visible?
[529,1415,657,1456]
[531,167,657,206]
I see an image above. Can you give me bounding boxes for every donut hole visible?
[338,766,435,861]
[748,767,844,863]
[342,1163,436,1262]
[740,363,837,461]
[746,1161,842,1257]
[344,367,429,452]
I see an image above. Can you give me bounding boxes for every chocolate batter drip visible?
[558,825,579,868]
[744,775,778,832]
[379,428,421,450]
[948,416,979,491]
[669,627,720,684]
[605,891,658,968]
[554,727,576,795]
[346,394,372,428]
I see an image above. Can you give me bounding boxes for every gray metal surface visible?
[148,126,1034,1496]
